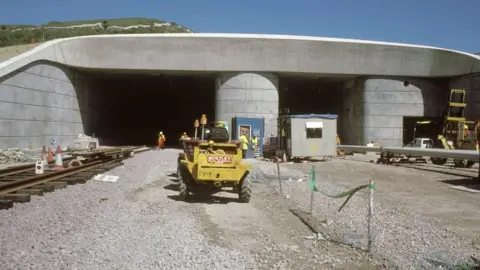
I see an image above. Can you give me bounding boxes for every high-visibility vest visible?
[252,137,258,146]
[239,135,248,150]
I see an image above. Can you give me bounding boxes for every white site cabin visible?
[278,114,338,159]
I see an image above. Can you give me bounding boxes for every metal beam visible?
[337,145,479,162]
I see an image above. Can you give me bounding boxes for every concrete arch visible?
[215,73,279,139]
[1,33,480,78]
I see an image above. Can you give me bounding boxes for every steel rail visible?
[0,156,75,178]
[0,158,117,195]
[337,145,479,162]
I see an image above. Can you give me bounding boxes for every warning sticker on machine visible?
[207,156,232,164]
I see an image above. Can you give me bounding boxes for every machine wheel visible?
[453,159,466,168]
[178,181,189,201]
[238,175,252,203]
[431,158,447,166]
[466,161,475,169]
[177,165,189,201]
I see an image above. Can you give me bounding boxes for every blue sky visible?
[1,0,478,52]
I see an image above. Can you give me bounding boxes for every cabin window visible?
[305,122,323,139]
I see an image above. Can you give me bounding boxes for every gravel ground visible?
[254,155,480,269]
[0,149,387,270]
[0,149,256,269]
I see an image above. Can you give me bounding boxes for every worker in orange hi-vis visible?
[158,131,166,151]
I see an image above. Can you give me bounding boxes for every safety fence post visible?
[309,165,315,215]
[308,170,376,252]
[276,157,283,195]
[367,179,375,253]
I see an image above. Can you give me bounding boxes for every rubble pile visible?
[69,134,99,151]
[0,149,39,164]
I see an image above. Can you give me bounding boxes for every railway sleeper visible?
[63,177,87,184]
[16,189,44,196]
[49,181,68,189]
[0,193,31,203]
[33,183,56,192]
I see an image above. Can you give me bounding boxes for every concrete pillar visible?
[353,77,446,147]
[215,72,279,140]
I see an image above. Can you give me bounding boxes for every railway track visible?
[0,146,151,210]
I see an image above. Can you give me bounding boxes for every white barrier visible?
[337,145,479,162]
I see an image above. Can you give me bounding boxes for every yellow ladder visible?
[442,89,467,140]
[445,89,467,122]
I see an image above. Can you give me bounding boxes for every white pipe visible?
[337,145,478,161]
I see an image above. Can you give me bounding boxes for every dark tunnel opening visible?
[279,76,345,115]
[78,70,215,147]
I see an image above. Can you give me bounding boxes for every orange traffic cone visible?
[53,145,64,170]
[47,147,54,163]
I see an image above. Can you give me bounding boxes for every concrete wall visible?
[2,34,480,80]
[340,77,447,147]
[215,73,279,141]
[338,80,364,145]
[0,61,92,149]
[449,73,480,121]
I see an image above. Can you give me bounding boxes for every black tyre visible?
[453,159,466,168]
[238,174,252,203]
[466,161,475,169]
[431,158,447,165]
[177,165,189,201]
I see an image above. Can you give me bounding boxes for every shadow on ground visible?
[440,178,480,191]
[164,183,240,204]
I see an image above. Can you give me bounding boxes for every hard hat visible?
[160,131,163,135]
[183,132,187,135]
[208,140,214,145]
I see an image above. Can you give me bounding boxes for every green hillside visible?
[0,17,193,47]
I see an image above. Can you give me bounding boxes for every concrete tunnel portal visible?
[2,34,480,149]
[74,69,350,147]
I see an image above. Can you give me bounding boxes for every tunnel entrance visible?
[402,116,442,145]
[279,75,350,115]
[78,70,215,147]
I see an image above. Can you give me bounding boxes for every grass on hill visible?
[0,17,192,48]
[43,18,166,27]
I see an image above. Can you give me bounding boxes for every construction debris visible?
[69,134,99,151]
[0,149,39,164]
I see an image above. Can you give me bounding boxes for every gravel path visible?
[1,150,391,269]
[255,156,480,269]
[0,149,256,269]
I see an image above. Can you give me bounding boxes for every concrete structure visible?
[1,33,480,149]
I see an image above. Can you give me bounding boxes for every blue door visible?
[232,117,265,155]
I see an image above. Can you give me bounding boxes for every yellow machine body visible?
[180,141,251,184]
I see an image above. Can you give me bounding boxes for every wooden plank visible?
[33,183,55,192]
[49,182,67,189]
[0,193,30,203]
[1,176,27,181]
[67,177,87,184]
[16,189,44,196]
[60,178,79,185]
[74,172,97,177]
